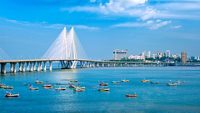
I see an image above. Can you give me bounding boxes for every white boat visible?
[69,84,76,88]
[111,81,121,84]
[121,79,129,82]
[74,87,85,92]
[167,82,178,86]
[55,87,66,90]
[29,86,39,90]
[35,80,43,84]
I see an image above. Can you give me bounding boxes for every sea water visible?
[0,67,200,113]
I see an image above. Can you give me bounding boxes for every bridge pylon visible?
[42,26,85,69]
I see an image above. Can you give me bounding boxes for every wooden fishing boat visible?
[5,93,19,97]
[99,82,108,86]
[43,84,53,89]
[98,88,110,92]
[3,86,14,89]
[126,94,137,98]
[141,79,150,83]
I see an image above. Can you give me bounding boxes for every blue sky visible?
[0,0,200,59]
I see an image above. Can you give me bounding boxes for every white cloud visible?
[112,19,171,30]
[66,0,154,20]
[156,2,200,11]
[151,1,200,20]
[171,25,182,29]
[73,25,99,30]
[150,20,171,30]
[65,0,200,21]
[2,18,99,31]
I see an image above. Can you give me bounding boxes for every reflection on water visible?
[0,67,200,113]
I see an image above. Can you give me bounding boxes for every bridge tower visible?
[42,27,84,69]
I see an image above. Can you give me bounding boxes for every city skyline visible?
[0,0,200,59]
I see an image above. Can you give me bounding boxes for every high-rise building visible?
[147,51,151,58]
[181,52,187,64]
[113,49,128,60]
[141,51,146,57]
[166,50,171,57]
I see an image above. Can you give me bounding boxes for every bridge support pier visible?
[70,61,78,69]
[37,62,42,71]
[49,61,52,71]
[26,62,30,71]
[43,62,47,71]
[29,62,34,72]
[33,62,36,71]
[1,63,6,74]
[22,63,26,72]
[19,62,22,72]
[10,63,16,73]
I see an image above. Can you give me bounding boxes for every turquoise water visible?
[0,67,200,113]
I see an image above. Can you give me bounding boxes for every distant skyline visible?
[0,0,200,59]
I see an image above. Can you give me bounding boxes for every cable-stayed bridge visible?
[0,27,174,74]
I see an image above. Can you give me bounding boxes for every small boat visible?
[141,79,150,83]
[74,87,85,92]
[3,86,14,89]
[69,80,78,83]
[77,86,86,89]
[167,82,178,86]
[0,84,6,88]
[121,79,130,82]
[29,86,39,90]
[69,84,76,89]
[43,84,53,89]
[150,81,160,84]
[35,80,43,84]
[55,87,66,91]
[99,82,108,86]
[0,83,5,87]
[126,93,137,98]
[5,92,19,98]
[98,88,110,92]
[111,81,121,84]
[55,83,68,85]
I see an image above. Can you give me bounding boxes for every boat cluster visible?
[98,79,138,98]
[0,78,184,98]
[141,79,184,86]
[0,83,17,97]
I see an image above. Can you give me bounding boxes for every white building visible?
[128,55,145,60]
[113,49,128,60]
